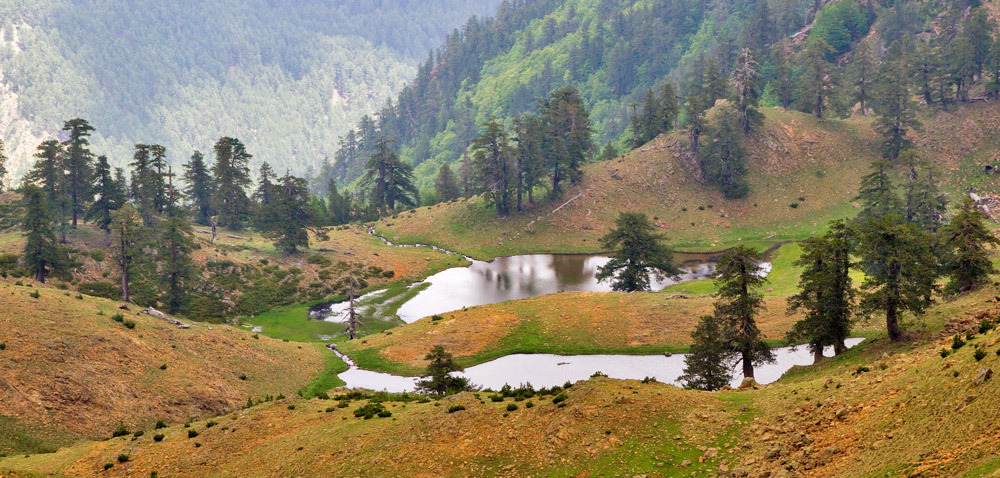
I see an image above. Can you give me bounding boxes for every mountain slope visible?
[0,0,503,181]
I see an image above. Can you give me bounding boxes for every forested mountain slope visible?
[0,0,502,182]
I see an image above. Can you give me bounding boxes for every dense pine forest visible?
[0,0,503,181]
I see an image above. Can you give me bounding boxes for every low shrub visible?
[353,402,387,419]
[940,349,951,358]
[133,431,144,438]
[506,403,518,411]
[852,366,870,375]
[153,434,164,442]
[431,315,444,321]
[104,463,114,470]
[187,430,199,438]
[123,320,136,329]
[952,334,966,350]
[111,313,125,323]
[447,405,466,413]
[159,364,167,370]
[975,348,987,361]
[111,423,130,437]
[117,454,130,463]
[205,420,217,428]
[29,290,40,299]
[552,393,568,404]
[78,281,120,300]
[377,410,392,418]
[155,420,167,429]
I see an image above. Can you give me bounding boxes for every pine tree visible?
[987,37,1000,99]
[254,162,276,207]
[130,144,167,226]
[360,137,419,212]
[61,118,96,229]
[855,213,939,341]
[159,177,195,314]
[731,48,763,134]
[472,119,515,216]
[796,39,835,118]
[434,163,460,202]
[513,114,547,207]
[25,140,68,239]
[415,345,473,395]
[871,54,919,161]
[182,151,214,226]
[847,42,877,115]
[679,315,735,391]
[20,186,68,283]
[211,137,253,230]
[538,87,593,197]
[657,83,680,134]
[256,173,314,254]
[327,179,351,226]
[86,155,123,234]
[788,220,855,362]
[941,199,999,294]
[902,153,947,233]
[712,246,774,380]
[596,212,680,292]
[949,35,976,102]
[909,41,939,106]
[703,60,730,105]
[684,88,711,154]
[700,106,750,199]
[855,159,902,222]
[110,204,148,303]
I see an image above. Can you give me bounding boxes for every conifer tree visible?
[700,106,750,199]
[434,163,460,202]
[847,42,877,116]
[539,87,593,197]
[596,212,680,292]
[513,114,547,207]
[210,137,253,230]
[20,186,68,283]
[855,159,902,222]
[327,179,351,226]
[415,345,473,395]
[703,60,729,105]
[902,152,947,233]
[679,315,734,391]
[909,41,939,106]
[86,155,123,234]
[182,150,214,226]
[855,213,939,341]
[360,137,419,212]
[731,48,763,134]
[472,119,514,216]
[130,144,168,226]
[25,140,68,236]
[871,54,919,161]
[788,220,855,361]
[254,162,276,209]
[256,173,313,254]
[110,204,148,303]
[684,89,711,154]
[712,246,774,380]
[941,199,999,294]
[796,39,835,118]
[61,118,95,228]
[159,176,195,313]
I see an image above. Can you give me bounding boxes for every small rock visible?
[973,367,993,385]
[680,459,692,468]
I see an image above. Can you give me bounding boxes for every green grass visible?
[298,344,349,397]
[0,415,78,457]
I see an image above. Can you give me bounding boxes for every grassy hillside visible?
[376,103,1000,260]
[0,279,325,456]
[5,286,1000,477]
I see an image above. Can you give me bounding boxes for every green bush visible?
[447,405,466,413]
[506,403,518,411]
[133,431,144,438]
[29,290,40,299]
[0,343,6,351]
[154,420,167,429]
[952,334,966,350]
[187,430,199,438]
[852,366,870,375]
[117,454,130,463]
[975,349,987,361]
[153,434,164,442]
[111,423,130,437]
[940,349,952,358]
[353,402,387,419]
[104,463,114,470]
[552,393,568,404]
[377,410,392,418]
[205,420,217,428]
[111,313,125,323]
[123,320,136,329]
[431,315,444,321]
[979,318,995,334]
[525,401,534,408]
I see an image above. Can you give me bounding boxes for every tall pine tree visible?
[941,199,999,294]
[182,150,214,226]
[211,137,253,230]
[21,186,69,283]
[360,137,419,212]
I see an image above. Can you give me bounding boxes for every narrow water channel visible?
[328,338,865,392]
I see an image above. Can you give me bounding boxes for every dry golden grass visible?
[0,280,323,450]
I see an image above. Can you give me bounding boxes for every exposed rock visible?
[738,377,760,390]
[973,367,993,385]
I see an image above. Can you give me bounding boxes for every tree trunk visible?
[812,344,824,364]
[35,260,46,283]
[886,300,901,341]
[833,339,846,356]
[742,351,754,380]
[121,266,130,302]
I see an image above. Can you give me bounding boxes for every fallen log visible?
[140,307,191,329]
[226,234,249,240]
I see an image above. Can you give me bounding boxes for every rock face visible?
[739,377,760,390]
[973,367,993,385]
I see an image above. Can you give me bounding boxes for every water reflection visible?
[394,253,718,323]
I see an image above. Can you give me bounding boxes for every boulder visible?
[973,367,993,385]
[738,377,760,390]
